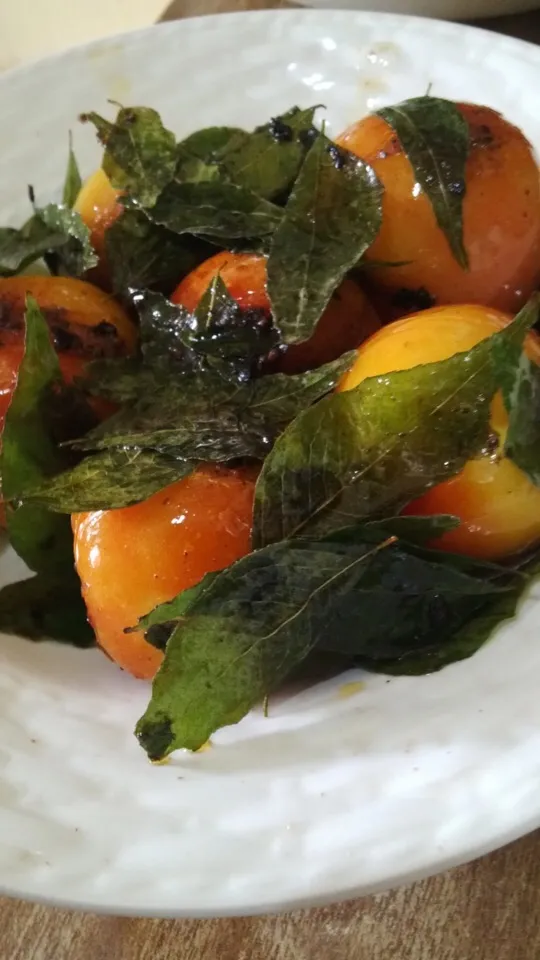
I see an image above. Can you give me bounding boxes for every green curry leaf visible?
[266,134,382,344]
[376,96,469,269]
[81,106,177,207]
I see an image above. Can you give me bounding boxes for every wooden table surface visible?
[4,2,540,957]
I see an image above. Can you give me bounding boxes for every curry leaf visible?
[318,527,517,663]
[266,134,382,344]
[1,298,77,573]
[0,207,95,279]
[217,106,321,200]
[104,207,214,296]
[62,133,82,208]
[376,96,469,269]
[81,106,177,207]
[253,300,538,547]
[71,357,351,463]
[37,203,98,277]
[147,180,282,239]
[496,346,540,485]
[0,574,94,646]
[360,548,540,676]
[136,534,398,757]
[22,448,194,513]
[175,127,243,183]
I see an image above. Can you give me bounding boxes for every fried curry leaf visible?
[1,298,77,573]
[266,134,382,344]
[376,96,469,269]
[136,534,398,757]
[37,203,98,277]
[0,574,94,646]
[317,526,518,663]
[0,205,95,279]
[175,126,244,183]
[147,180,282,240]
[104,207,214,296]
[253,299,538,547]
[22,448,194,513]
[217,106,321,201]
[81,106,177,207]
[62,133,82,208]
[71,356,351,463]
[495,342,540,485]
[360,548,540,676]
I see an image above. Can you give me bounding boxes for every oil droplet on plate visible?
[337,681,365,700]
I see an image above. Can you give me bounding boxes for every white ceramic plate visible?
[1,10,540,919]
[295,0,539,22]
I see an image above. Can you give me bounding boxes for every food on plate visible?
[171,251,380,373]
[72,465,257,679]
[339,304,540,559]
[337,103,540,315]
[1,94,540,759]
[74,167,122,283]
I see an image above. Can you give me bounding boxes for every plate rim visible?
[1,7,540,918]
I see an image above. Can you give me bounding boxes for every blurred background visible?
[0,0,539,73]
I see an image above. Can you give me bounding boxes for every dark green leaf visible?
[266,134,382,343]
[317,524,517,662]
[253,299,537,547]
[217,106,321,201]
[71,356,351,463]
[134,570,221,651]
[78,357,150,404]
[190,276,279,381]
[0,574,94,646]
[104,207,214,296]
[0,209,94,278]
[377,97,469,269]
[136,533,399,757]
[360,549,540,676]
[37,203,98,277]
[364,513,460,544]
[496,344,540,485]
[175,127,244,183]
[22,448,194,513]
[62,133,82,208]
[147,181,282,240]
[81,106,177,207]
[1,298,78,573]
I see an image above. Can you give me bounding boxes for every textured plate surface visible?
[1,10,540,919]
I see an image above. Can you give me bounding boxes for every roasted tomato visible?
[172,250,380,374]
[74,169,122,262]
[72,465,257,680]
[0,275,137,356]
[336,103,540,315]
[339,303,540,560]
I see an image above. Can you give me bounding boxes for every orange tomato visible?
[0,275,137,356]
[336,103,540,315]
[74,168,122,264]
[172,250,380,374]
[339,304,540,560]
[72,465,257,680]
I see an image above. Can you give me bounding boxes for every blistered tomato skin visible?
[339,304,540,560]
[172,251,380,374]
[0,275,137,356]
[72,466,257,680]
[336,103,540,314]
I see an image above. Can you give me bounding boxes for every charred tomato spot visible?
[391,287,436,313]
